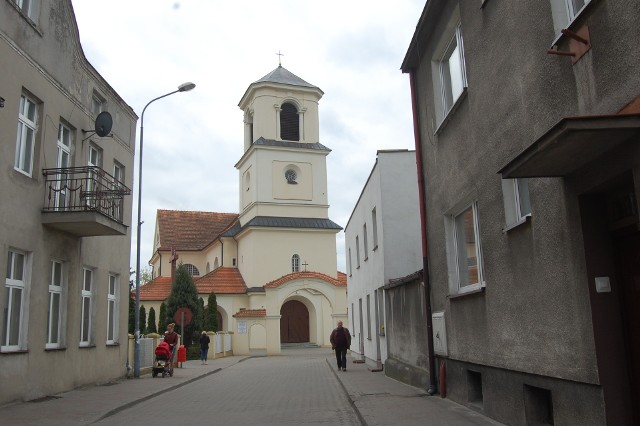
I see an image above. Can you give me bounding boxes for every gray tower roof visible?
[254,65,319,90]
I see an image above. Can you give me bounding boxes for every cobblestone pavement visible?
[0,348,504,426]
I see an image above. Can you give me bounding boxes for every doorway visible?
[280,300,309,343]
[580,175,639,425]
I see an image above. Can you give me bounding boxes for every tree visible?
[196,297,205,333]
[158,301,168,334]
[204,292,218,332]
[128,271,135,334]
[147,306,157,334]
[166,264,202,347]
[139,305,147,335]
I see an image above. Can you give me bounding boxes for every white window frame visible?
[434,22,467,127]
[445,201,485,295]
[46,260,64,349]
[550,0,592,37]
[92,92,104,116]
[112,161,124,221]
[15,94,38,177]
[3,249,29,352]
[14,0,40,22]
[55,123,72,210]
[501,178,532,231]
[291,254,300,273]
[184,263,200,276]
[80,268,94,347]
[372,207,379,250]
[107,274,118,344]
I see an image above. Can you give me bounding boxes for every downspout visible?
[221,239,224,267]
[409,70,437,395]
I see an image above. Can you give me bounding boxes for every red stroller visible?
[152,341,174,378]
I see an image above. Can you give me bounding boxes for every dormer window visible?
[280,102,299,141]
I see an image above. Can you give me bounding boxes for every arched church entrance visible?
[280,300,309,343]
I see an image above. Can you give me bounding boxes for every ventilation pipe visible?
[409,70,437,395]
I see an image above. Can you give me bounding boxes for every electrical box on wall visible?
[432,312,448,356]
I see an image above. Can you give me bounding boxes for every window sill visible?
[448,286,485,300]
[435,87,468,136]
[502,214,531,233]
[106,342,120,347]
[373,245,378,251]
[1,349,28,355]
[45,346,67,352]
[79,344,96,349]
[364,257,368,262]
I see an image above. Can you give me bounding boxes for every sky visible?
[71,0,425,273]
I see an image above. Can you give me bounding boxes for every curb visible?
[326,358,367,426]
[91,357,249,424]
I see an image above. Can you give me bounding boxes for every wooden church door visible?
[280,300,309,343]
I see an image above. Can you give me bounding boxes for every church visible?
[140,65,347,355]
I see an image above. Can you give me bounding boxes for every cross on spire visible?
[276,50,284,67]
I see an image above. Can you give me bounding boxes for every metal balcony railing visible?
[42,166,131,223]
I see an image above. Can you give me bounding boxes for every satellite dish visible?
[95,111,113,137]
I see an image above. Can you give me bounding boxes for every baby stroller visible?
[152,341,174,378]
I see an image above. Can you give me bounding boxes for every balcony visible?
[42,166,131,237]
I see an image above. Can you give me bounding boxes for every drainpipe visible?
[221,239,224,267]
[409,70,437,395]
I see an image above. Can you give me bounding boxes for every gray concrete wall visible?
[0,0,136,404]
[401,0,640,424]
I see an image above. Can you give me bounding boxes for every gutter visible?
[409,70,437,396]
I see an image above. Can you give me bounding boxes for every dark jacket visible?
[200,333,210,349]
[330,326,351,349]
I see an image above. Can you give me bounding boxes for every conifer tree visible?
[147,306,157,333]
[166,264,201,346]
[196,297,205,332]
[204,292,218,332]
[139,305,147,335]
[158,301,168,334]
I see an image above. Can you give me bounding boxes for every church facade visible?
[140,66,346,355]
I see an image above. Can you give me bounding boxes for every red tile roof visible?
[139,276,172,301]
[233,308,266,318]
[195,267,247,294]
[264,271,347,288]
[157,210,238,251]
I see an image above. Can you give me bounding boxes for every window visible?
[445,202,485,294]
[438,23,467,121]
[348,248,353,276]
[502,178,531,230]
[14,0,39,22]
[112,162,125,221]
[46,260,64,349]
[86,144,102,208]
[92,92,105,116]
[366,294,371,340]
[355,236,361,268]
[15,94,38,176]
[376,288,385,335]
[372,207,379,250]
[107,274,118,344]
[3,250,28,351]
[54,123,72,209]
[291,254,300,273]
[550,0,591,36]
[280,102,299,141]
[363,223,368,260]
[214,257,219,269]
[80,268,93,346]
[184,264,200,276]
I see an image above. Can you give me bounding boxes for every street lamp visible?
[134,82,195,378]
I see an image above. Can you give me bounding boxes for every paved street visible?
[1,348,503,426]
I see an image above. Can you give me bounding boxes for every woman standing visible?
[199,331,211,365]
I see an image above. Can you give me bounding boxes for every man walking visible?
[330,320,351,371]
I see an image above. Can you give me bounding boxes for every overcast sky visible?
[71,0,425,274]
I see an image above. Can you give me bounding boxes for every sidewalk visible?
[332,354,504,426]
[0,351,503,426]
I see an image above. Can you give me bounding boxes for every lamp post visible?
[134,82,195,378]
